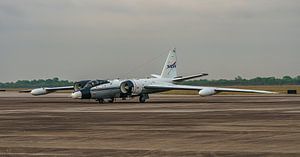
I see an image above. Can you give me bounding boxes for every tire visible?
[97,98,104,104]
[139,94,148,103]
[108,98,115,103]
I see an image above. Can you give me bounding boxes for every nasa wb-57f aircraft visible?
[31,49,275,103]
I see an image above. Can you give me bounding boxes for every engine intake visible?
[120,80,143,96]
[120,81,134,95]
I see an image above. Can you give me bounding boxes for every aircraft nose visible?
[71,91,82,99]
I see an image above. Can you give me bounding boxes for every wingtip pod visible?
[199,88,216,96]
[31,88,49,96]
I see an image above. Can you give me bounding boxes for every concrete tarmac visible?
[0,93,299,157]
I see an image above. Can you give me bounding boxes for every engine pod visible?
[120,80,143,96]
[120,80,134,94]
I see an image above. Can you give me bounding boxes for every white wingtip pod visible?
[199,88,217,96]
[31,88,49,96]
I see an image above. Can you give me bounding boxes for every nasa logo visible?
[167,62,176,69]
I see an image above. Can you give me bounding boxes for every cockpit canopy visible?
[83,80,110,89]
[74,80,110,91]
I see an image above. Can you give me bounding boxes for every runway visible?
[0,93,299,156]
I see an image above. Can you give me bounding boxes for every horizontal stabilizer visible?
[172,73,208,82]
[151,74,161,78]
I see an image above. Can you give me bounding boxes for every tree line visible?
[0,78,73,88]
[181,76,300,86]
[0,76,299,89]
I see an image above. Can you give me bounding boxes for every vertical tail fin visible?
[161,48,178,78]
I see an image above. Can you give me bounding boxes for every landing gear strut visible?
[108,98,115,103]
[97,98,104,104]
[139,94,149,103]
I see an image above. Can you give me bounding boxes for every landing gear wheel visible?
[97,98,104,104]
[139,94,149,103]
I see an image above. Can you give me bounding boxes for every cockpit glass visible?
[74,80,91,91]
[83,80,110,89]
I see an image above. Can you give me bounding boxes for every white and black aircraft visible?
[31,49,275,103]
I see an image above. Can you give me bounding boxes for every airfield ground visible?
[0,92,299,157]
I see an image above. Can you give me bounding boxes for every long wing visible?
[145,84,275,94]
[31,86,74,96]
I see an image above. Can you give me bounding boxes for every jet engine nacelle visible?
[30,88,50,96]
[199,88,216,96]
[120,80,143,96]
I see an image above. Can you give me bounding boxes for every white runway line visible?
[284,111,300,113]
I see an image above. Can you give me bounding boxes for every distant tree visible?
[235,76,243,80]
[180,76,300,86]
[283,76,292,80]
[282,76,294,85]
[295,76,300,85]
[0,78,73,88]
[53,77,59,82]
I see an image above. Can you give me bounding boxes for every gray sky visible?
[0,0,299,82]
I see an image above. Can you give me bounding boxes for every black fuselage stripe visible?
[91,87,120,92]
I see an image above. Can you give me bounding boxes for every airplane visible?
[31,48,275,103]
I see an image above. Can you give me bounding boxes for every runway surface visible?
[0,93,299,157]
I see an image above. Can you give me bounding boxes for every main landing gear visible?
[139,94,149,103]
[96,98,104,104]
[108,98,115,103]
[96,95,148,103]
[96,98,115,104]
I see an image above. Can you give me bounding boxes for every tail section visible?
[161,48,178,78]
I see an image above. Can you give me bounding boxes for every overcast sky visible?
[0,0,299,82]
